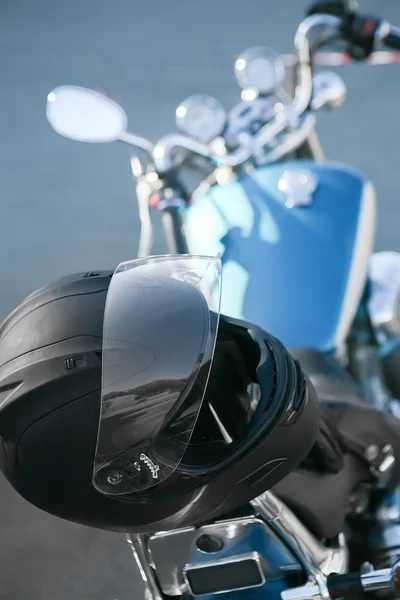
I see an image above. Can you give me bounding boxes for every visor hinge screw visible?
[365,444,379,462]
[107,471,123,485]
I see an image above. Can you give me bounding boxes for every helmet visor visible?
[93,255,222,495]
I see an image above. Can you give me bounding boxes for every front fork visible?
[131,156,189,258]
[158,197,189,255]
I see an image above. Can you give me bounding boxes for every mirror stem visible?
[118,131,153,153]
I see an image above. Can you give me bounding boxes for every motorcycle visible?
[43,2,400,598]
[46,3,400,417]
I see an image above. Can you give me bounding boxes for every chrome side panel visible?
[128,491,348,599]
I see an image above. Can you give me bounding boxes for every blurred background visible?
[1,1,400,598]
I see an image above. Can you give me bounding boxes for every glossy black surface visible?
[0,270,319,534]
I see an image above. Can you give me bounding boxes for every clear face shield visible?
[92,255,222,496]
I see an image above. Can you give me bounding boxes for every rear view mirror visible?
[46,86,128,143]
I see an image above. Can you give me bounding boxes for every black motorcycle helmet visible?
[0,255,319,533]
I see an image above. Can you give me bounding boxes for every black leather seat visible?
[274,348,395,540]
[289,347,364,405]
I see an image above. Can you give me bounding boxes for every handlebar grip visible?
[327,572,363,600]
[383,25,400,51]
[342,14,400,56]
[307,4,400,56]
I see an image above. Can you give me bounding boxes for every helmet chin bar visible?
[127,491,348,598]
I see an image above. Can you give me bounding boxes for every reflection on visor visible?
[93,255,222,496]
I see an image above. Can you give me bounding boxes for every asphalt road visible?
[1,1,400,598]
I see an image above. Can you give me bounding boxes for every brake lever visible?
[306,1,385,59]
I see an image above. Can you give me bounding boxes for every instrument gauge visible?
[234,47,286,96]
[175,95,226,144]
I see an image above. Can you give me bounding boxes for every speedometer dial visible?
[175,95,226,144]
[234,47,286,96]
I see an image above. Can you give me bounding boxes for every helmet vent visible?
[64,355,85,370]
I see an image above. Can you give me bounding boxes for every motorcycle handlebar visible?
[254,13,341,153]
[282,560,400,600]
[152,11,399,175]
[379,23,400,51]
[152,13,341,174]
[152,133,252,173]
